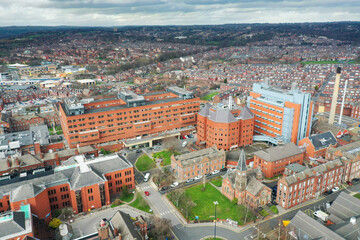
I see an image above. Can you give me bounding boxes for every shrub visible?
[232,197,238,205]
[52,209,61,218]
[49,218,62,229]
[270,205,279,214]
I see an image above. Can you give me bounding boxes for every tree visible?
[49,218,62,229]
[224,78,228,84]
[314,85,319,91]
[162,137,181,151]
[182,196,196,218]
[171,188,184,207]
[149,215,171,239]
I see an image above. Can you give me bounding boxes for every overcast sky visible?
[1,0,360,26]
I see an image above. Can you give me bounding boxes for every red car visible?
[145,191,150,196]
[347,181,353,186]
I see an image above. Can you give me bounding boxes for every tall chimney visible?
[328,67,341,125]
[338,79,348,126]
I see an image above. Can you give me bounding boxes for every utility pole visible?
[278,219,281,240]
[213,201,218,240]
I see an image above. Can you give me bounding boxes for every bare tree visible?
[149,215,172,240]
[171,188,185,207]
[182,196,196,218]
[162,137,181,151]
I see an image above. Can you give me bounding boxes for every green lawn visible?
[201,92,219,101]
[153,150,180,166]
[169,183,255,224]
[210,176,223,187]
[48,126,63,135]
[354,193,360,199]
[120,193,134,202]
[135,155,156,171]
[130,193,152,213]
[270,205,278,214]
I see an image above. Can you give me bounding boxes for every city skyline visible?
[1,0,360,26]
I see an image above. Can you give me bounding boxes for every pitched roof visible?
[308,131,337,151]
[254,142,303,162]
[246,177,268,196]
[10,183,45,202]
[209,108,237,123]
[287,211,345,240]
[110,211,143,240]
[198,104,210,117]
[236,148,247,171]
[238,105,254,120]
[0,212,26,238]
[327,192,360,221]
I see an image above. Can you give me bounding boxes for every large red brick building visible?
[0,153,134,223]
[277,159,343,209]
[196,101,254,151]
[253,142,305,178]
[60,87,199,149]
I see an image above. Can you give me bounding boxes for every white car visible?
[194,175,203,180]
[332,187,340,192]
[211,170,220,175]
[171,182,179,188]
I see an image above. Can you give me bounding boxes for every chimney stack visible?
[328,67,341,125]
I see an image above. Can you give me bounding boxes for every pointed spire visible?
[236,148,247,171]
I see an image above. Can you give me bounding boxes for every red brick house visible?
[298,131,337,161]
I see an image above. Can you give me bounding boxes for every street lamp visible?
[213,201,219,240]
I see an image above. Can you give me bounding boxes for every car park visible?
[145,191,150,196]
[211,170,220,175]
[332,187,340,192]
[194,175,203,180]
[171,182,179,188]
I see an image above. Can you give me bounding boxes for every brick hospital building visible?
[60,87,199,149]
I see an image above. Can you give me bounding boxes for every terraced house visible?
[277,159,343,209]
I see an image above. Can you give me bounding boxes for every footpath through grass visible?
[201,92,219,101]
[153,150,180,166]
[135,154,156,171]
[130,193,152,213]
[169,183,255,224]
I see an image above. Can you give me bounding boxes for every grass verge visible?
[153,150,180,166]
[201,92,219,101]
[135,155,156,171]
[130,193,152,213]
[210,176,222,187]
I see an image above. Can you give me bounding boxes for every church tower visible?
[235,148,247,203]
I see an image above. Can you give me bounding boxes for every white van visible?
[182,141,188,147]
[144,173,150,182]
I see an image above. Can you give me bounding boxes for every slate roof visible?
[238,105,254,120]
[288,211,345,240]
[285,163,307,173]
[329,216,360,240]
[174,146,224,167]
[236,148,247,171]
[327,192,360,221]
[0,212,26,238]
[308,131,337,151]
[208,108,237,123]
[110,211,143,240]
[254,142,303,162]
[246,177,269,196]
[10,183,45,202]
[0,154,133,202]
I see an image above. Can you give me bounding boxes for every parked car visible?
[324,190,332,195]
[220,168,227,172]
[211,170,220,175]
[136,149,142,153]
[352,178,360,184]
[205,173,211,177]
[144,173,150,182]
[145,191,150,196]
[347,181,353,186]
[332,187,340,192]
[171,182,179,188]
[186,178,194,183]
[313,210,329,222]
[160,186,170,191]
[194,175,203,180]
